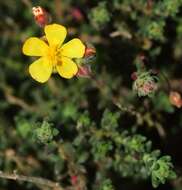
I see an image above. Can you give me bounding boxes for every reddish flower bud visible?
[32,6,51,27]
[143,80,157,93]
[133,71,158,97]
[84,47,96,58]
[169,91,182,108]
[131,72,138,80]
[71,175,78,185]
[76,65,92,78]
[71,8,84,21]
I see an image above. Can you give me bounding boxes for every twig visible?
[0,171,64,190]
[160,71,171,92]
[5,92,36,113]
[113,100,141,118]
[48,78,61,97]
[91,75,141,118]
[21,0,32,9]
[0,84,37,113]
[110,30,132,39]
[91,75,166,138]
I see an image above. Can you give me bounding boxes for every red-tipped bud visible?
[131,72,138,80]
[76,65,92,78]
[32,6,51,27]
[169,91,182,108]
[84,47,96,58]
[71,175,78,185]
[71,8,84,21]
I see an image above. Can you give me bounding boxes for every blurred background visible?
[0,0,182,189]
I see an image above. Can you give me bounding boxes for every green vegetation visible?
[0,0,182,189]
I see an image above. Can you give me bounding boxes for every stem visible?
[21,0,32,8]
[91,75,141,118]
[113,100,141,118]
[0,171,64,190]
[160,71,171,92]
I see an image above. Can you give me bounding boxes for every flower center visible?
[47,45,62,67]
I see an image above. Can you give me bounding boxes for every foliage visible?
[0,0,182,190]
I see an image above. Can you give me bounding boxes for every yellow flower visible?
[22,24,85,83]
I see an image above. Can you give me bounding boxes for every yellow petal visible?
[29,57,52,83]
[56,57,78,79]
[61,38,85,58]
[45,24,67,46]
[22,37,48,56]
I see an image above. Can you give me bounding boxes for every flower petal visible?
[56,57,78,79]
[61,38,85,58]
[22,37,48,56]
[45,24,67,46]
[29,57,52,83]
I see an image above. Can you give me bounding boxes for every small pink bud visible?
[76,65,92,78]
[32,6,51,27]
[84,47,96,58]
[169,91,182,108]
[131,72,138,80]
[71,175,78,185]
[71,8,84,21]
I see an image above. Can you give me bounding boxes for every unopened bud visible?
[71,8,84,21]
[32,6,51,27]
[71,175,78,185]
[76,65,92,78]
[133,71,158,97]
[169,91,182,108]
[84,47,96,58]
[131,72,138,80]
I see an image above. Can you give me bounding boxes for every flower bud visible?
[131,72,138,80]
[76,65,92,78]
[84,47,96,58]
[169,91,182,108]
[71,175,78,185]
[133,71,158,97]
[71,8,84,21]
[32,6,51,27]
